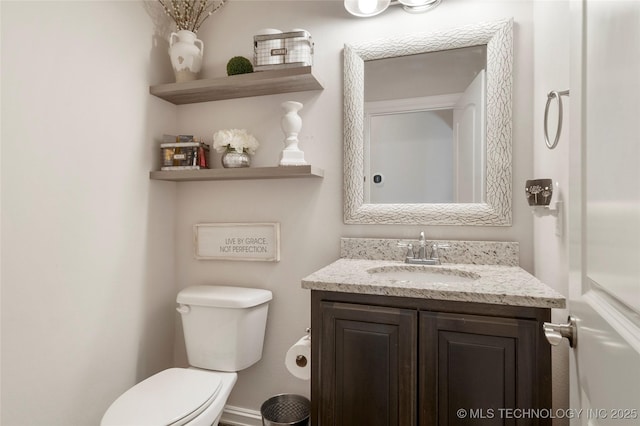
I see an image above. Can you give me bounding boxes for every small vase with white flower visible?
[213,129,260,168]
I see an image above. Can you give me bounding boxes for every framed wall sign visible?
[194,223,280,262]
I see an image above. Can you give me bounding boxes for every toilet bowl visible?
[101,285,272,426]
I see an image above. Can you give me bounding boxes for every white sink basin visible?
[367,266,480,284]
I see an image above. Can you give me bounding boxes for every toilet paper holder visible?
[296,355,307,367]
[295,328,311,367]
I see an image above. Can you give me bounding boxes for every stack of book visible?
[161,134,210,171]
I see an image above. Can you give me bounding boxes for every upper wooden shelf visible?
[149,66,323,105]
[149,165,324,182]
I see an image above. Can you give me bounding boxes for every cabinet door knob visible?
[543,316,577,348]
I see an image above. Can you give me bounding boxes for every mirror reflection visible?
[363,46,487,204]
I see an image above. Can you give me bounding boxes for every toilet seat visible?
[101,368,223,426]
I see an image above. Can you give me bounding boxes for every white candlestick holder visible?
[279,101,308,166]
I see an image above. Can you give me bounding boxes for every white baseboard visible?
[220,404,263,426]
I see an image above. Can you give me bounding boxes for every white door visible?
[453,69,486,203]
[567,1,640,424]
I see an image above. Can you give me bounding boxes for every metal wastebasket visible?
[261,394,310,426]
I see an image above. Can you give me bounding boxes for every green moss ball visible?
[226,56,254,76]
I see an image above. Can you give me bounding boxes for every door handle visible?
[543,316,577,348]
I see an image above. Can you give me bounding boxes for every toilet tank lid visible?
[177,285,273,308]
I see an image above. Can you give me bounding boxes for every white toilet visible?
[101,285,273,426]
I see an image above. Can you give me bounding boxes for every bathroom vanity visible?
[302,239,565,426]
[305,18,562,425]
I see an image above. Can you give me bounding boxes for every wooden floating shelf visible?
[149,165,324,182]
[149,66,323,105]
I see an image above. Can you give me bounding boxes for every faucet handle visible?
[432,242,450,248]
[430,243,449,262]
[397,242,415,259]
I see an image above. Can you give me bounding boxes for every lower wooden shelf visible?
[149,165,324,182]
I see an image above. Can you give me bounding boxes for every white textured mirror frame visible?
[344,19,513,225]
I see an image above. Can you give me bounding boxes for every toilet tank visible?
[177,285,273,372]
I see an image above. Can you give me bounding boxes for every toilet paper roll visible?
[285,335,311,380]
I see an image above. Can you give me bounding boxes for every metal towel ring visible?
[544,89,570,149]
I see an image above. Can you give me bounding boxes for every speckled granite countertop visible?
[301,258,566,309]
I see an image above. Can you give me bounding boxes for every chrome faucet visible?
[397,231,449,265]
[416,231,428,260]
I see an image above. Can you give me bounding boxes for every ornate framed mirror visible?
[344,19,513,225]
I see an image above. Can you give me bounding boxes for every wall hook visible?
[544,89,570,149]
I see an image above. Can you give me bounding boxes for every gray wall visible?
[1,0,543,424]
[1,2,178,424]
[532,1,572,423]
[173,0,535,416]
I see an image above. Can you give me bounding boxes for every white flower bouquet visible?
[212,129,260,154]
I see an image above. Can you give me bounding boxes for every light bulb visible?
[358,0,378,14]
[344,0,391,17]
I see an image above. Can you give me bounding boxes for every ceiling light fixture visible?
[344,0,442,18]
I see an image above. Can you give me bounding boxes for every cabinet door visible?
[420,312,541,426]
[318,302,417,426]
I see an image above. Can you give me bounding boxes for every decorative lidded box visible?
[253,30,313,71]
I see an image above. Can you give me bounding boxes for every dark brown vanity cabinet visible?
[317,301,418,426]
[420,312,543,426]
[311,291,552,426]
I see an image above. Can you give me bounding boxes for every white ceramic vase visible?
[279,101,307,166]
[169,30,204,83]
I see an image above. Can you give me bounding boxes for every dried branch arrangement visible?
[158,0,227,33]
